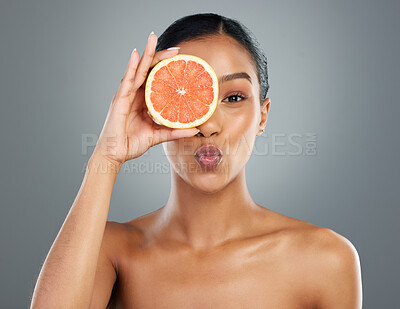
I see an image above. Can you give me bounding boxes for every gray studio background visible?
[1,0,399,308]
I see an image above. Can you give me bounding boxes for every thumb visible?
[152,127,200,146]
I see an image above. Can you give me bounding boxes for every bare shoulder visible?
[102,210,159,252]
[300,225,361,265]
[260,209,363,308]
[103,219,145,248]
[292,223,362,281]
[301,227,362,308]
[257,208,360,261]
[253,209,362,309]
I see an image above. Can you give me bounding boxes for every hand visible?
[92,32,199,167]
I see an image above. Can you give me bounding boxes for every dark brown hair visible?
[156,13,270,104]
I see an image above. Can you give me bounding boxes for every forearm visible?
[30,154,121,308]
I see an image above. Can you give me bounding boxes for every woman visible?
[31,13,362,308]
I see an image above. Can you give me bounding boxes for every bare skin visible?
[102,208,361,308]
[31,31,362,309]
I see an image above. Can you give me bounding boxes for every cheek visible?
[163,138,197,156]
[163,141,183,166]
[224,105,258,158]
[163,140,176,156]
[226,101,258,132]
[162,138,198,174]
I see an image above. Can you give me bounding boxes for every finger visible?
[118,48,140,99]
[151,127,200,147]
[131,32,158,91]
[127,47,181,104]
[149,47,180,69]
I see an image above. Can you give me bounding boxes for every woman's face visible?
[162,34,270,193]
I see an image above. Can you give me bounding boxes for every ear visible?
[256,97,271,136]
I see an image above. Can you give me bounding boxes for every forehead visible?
[176,35,258,85]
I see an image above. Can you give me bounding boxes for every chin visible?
[187,172,229,194]
[192,181,226,194]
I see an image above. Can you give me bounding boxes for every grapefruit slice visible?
[145,54,219,129]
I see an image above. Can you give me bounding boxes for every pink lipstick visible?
[194,144,223,169]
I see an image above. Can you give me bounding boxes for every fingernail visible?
[131,48,136,55]
[148,31,154,40]
[167,47,180,51]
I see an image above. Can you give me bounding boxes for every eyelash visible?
[223,92,247,103]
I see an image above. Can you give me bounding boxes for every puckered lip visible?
[194,144,223,158]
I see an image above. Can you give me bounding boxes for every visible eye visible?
[222,92,247,103]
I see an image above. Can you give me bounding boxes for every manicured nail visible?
[167,47,180,51]
[131,48,136,56]
[148,31,154,40]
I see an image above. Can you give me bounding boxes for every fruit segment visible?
[151,66,178,92]
[167,59,186,86]
[178,96,197,124]
[160,101,179,123]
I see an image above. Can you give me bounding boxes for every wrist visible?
[87,152,123,175]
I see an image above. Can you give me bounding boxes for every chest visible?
[111,244,308,308]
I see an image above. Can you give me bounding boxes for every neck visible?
[157,167,260,250]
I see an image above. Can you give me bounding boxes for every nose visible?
[195,104,222,138]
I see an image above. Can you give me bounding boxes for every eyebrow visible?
[219,72,252,85]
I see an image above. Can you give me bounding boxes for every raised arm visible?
[30,32,199,308]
